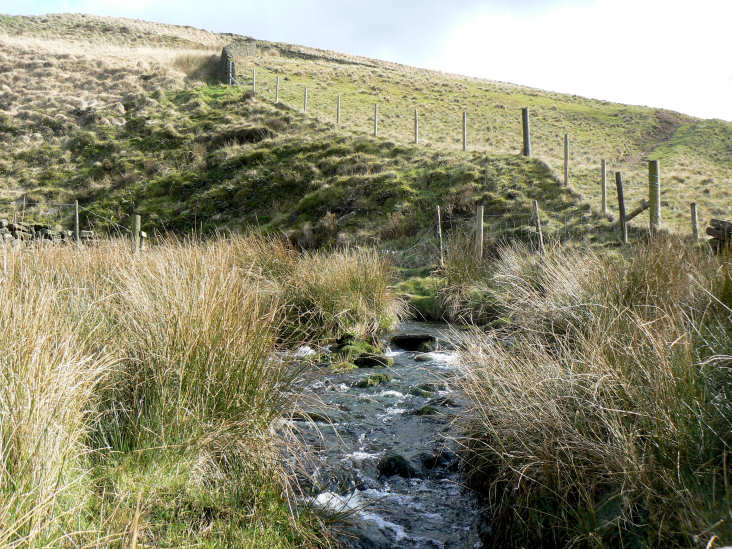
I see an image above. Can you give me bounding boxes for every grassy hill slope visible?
[0,14,728,242]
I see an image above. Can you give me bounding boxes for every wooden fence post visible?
[275,76,280,103]
[648,160,661,232]
[690,202,699,240]
[374,103,378,137]
[475,205,484,259]
[601,159,607,216]
[337,95,341,125]
[74,200,80,244]
[533,200,546,255]
[615,172,627,244]
[132,214,141,253]
[252,68,256,95]
[462,111,467,151]
[304,87,308,113]
[521,107,531,156]
[436,205,444,267]
[228,60,232,85]
[563,133,569,186]
[414,108,419,144]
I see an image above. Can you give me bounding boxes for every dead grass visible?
[454,236,731,547]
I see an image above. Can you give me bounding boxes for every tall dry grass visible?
[0,235,399,546]
[455,236,731,547]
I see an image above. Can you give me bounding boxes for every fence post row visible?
[601,159,607,216]
[522,107,531,157]
[563,134,569,186]
[74,200,80,244]
[132,214,141,253]
[648,160,661,233]
[533,200,546,255]
[690,202,699,240]
[475,205,484,259]
[615,172,628,244]
[436,205,444,267]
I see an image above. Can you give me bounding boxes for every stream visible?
[289,321,488,548]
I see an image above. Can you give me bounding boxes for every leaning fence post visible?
[690,202,699,240]
[615,172,628,244]
[462,111,467,151]
[275,76,280,103]
[521,107,531,156]
[337,95,341,125]
[304,87,308,113]
[475,205,484,259]
[648,160,661,233]
[414,108,419,144]
[563,133,569,186]
[74,200,80,244]
[601,159,607,216]
[533,200,546,255]
[132,214,141,253]
[436,205,444,268]
[374,104,378,137]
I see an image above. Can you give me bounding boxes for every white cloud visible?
[428,0,732,120]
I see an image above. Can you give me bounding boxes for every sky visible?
[3,0,731,120]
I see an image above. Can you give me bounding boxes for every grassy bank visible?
[0,235,401,547]
[454,236,731,547]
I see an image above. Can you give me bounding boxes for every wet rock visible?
[408,386,434,397]
[411,405,439,416]
[377,453,417,478]
[353,373,392,388]
[419,449,458,471]
[354,354,393,368]
[414,353,432,362]
[390,333,436,352]
[427,396,460,408]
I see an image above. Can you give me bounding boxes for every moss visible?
[354,373,392,388]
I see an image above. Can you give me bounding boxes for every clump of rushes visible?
[455,235,731,547]
[0,236,404,546]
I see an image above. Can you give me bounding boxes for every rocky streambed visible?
[288,322,488,548]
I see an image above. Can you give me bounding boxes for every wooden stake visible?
[690,202,699,240]
[615,172,627,244]
[475,205,484,259]
[563,133,569,186]
[462,111,467,151]
[533,200,546,256]
[337,95,341,125]
[521,107,531,156]
[414,108,419,144]
[304,87,308,113]
[648,160,661,232]
[275,76,280,103]
[374,104,378,137]
[74,200,80,244]
[133,214,141,253]
[436,205,444,267]
[601,159,607,216]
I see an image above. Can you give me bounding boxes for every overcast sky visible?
[4,0,731,120]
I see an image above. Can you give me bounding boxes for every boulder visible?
[390,334,436,352]
[377,453,417,478]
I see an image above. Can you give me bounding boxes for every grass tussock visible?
[455,236,731,547]
[0,235,401,546]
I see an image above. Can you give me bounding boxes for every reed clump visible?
[0,235,400,546]
[455,235,731,547]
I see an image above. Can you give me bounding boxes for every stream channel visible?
[289,321,488,548]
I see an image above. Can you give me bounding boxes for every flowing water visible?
[289,322,488,548]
